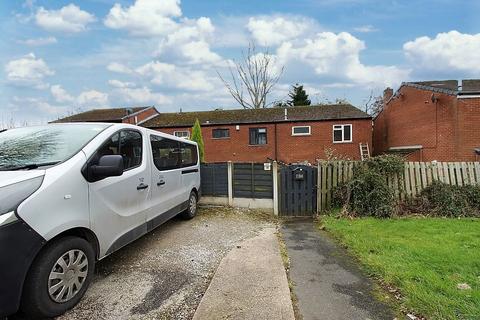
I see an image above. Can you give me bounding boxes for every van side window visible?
[150,135,180,171]
[94,130,143,171]
[120,130,143,169]
[180,142,198,167]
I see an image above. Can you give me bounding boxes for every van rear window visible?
[150,135,198,171]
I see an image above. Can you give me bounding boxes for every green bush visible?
[333,155,404,218]
[418,181,480,217]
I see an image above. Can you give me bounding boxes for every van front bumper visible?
[0,215,45,316]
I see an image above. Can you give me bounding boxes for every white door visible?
[148,134,183,228]
[89,129,151,257]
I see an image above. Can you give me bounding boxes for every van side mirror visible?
[88,155,124,181]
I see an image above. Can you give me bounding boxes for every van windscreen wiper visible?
[0,161,60,171]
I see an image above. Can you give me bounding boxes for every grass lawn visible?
[321,217,480,320]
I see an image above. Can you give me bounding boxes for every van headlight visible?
[0,176,44,216]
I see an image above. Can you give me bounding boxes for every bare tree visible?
[217,43,284,109]
[364,90,384,117]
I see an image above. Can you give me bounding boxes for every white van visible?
[0,123,200,318]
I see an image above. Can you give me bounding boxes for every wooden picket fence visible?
[317,161,480,212]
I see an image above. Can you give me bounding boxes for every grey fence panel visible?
[233,163,273,199]
[280,165,317,216]
[200,163,228,196]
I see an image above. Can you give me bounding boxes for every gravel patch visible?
[54,206,275,320]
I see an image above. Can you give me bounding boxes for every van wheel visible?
[180,191,198,219]
[21,236,95,318]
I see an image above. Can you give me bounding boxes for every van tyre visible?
[21,236,95,318]
[181,191,198,219]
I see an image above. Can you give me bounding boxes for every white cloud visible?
[77,90,109,107]
[353,25,378,33]
[107,62,134,74]
[136,61,216,91]
[51,84,74,103]
[104,1,222,65]
[154,16,222,65]
[35,4,95,33]
[5,53,54,88]
[113,86,171,105]
[108,79,136,88]
[180,40,222,64]
[404,30,480,74]
[18,36,57,46]
[247,16,314,46]
[104,0,181,36]
[275,32,409,87]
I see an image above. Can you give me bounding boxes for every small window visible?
[150,135,181,171]
[179,142,198,167]
[292,126,311,136]
[94,130,143,171]
[333,124,352,143]
[174,131,190,139]
[212,128,230,139]
[249,128,267,145]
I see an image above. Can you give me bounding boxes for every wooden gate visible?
[279,165,317,216]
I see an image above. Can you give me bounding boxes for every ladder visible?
[359,143,370,161]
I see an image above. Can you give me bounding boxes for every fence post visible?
[227,161,233,206]
[317,162,321,214]
[273,161,279,216]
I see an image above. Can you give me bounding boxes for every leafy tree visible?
[191,119,205,162]
[288,83,311,106]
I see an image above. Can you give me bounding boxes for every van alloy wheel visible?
[48,249,88,303]
[189,193,197,215]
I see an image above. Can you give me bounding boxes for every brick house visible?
[141,104,372,163]
[51,106,158,125]
[373,80,480,162]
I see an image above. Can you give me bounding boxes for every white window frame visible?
[291,125,311,136]
[173,130,190,139]
[332,124,352,143]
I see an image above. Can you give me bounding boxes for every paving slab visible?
[193,227,295,320]
[281,220,394,320]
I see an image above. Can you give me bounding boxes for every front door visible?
[89,129,150,257]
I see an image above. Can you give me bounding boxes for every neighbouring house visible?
[373,79,480,162]
[51,106,158,125]
[141,104,372,163]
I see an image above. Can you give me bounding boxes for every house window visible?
[292,126,311,136]
[333,124,352,143]
[174,131,190,139]
[212,128,230,139]
[249,128,267,145]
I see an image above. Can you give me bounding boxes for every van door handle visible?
[137,183,149,190]
[157,180,166,186]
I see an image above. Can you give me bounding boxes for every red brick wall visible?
[123,107,158,125]
[372,86,474,161]
[457,97,480,161]
[156,119,372,163]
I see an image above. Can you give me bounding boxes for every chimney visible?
[284,108,288,120]
[383,87,393,103]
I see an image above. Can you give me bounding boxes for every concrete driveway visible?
[11,207,275,320]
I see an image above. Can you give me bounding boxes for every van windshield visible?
[0,124,110,170]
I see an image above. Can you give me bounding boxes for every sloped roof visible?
[51,107,151,123]
[141,104,371,128]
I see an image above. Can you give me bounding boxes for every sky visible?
[1,0,479,125]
